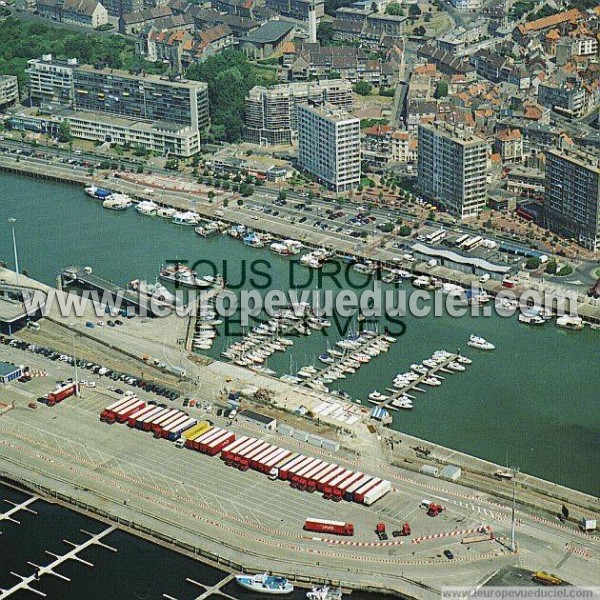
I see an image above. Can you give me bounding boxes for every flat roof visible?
[241,20,295,44]
[238,409,276,425]
[0,362,21,377]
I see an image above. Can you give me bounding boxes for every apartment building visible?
[544,147,600,251]
[25,55,208,155]
[537,82,589,119]
[245,80,353,146]
[27,56,209,129]
[72,65,209,130]
[298,103,361,193]
[26,56,77,106]
[265,0,324,21]
[417,122,488,219]
[0,76,19,110]
[494,128,524,163]
[100,0,142,16]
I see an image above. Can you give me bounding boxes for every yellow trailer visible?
[183,421,212,440]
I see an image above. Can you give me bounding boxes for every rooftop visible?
[241,20,295,44]
[0,362,21,377]
[517,8,583,35]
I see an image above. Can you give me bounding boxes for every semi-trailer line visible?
[98,400,392,507]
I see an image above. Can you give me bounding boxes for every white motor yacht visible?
[467,334,495,350]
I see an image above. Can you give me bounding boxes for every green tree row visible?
[0,17,162,90]
[186,50,273,143]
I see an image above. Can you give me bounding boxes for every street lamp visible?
[8,218,20,287]
[510,466,520,553]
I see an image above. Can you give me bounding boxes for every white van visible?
[479,273,491,283]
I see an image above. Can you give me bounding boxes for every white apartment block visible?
[67,112,201,157]
[298,103,361,193]
[245,80,353,146]
[0,76,19,109]
[417,122,488,219]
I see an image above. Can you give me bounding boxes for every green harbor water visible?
[1,173,599,496]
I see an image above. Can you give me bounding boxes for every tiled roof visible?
[517,8,583,35]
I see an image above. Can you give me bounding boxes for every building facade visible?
[72,65,209,130]
[544,147,600,251]
[265,0,324,21]
[298,103,361,193]
[0,76,19,110]
[61,0,108,27]
[28,57,209,129]
[418,122,488,219]
[100,0,142,16]
[27,56,77,106]
[245,80,353,146]
[494,128,524,162]
[537,83,588,119]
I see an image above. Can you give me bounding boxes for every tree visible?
[317,21,334,45]
[414,25,426,36]
[57,121,73,144]
[525,256,541,270]
[354,81,372,96]
[545,260,557,274]
[409,3,421,17]
[208,190,216,201]
[278,190,287,201]
[435,80,449,98]
[236,198,244,207]
[385,2,404,15]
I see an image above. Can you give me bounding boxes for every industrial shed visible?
[237,409,277,431]
[0,362,24,384]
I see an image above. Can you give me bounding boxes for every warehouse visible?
[236,409,277,431]
[0,362,24,384]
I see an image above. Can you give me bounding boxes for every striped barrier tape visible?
[412,526,493,544]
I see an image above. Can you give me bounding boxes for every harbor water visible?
[0,483,368,599]
[1,173,599,496]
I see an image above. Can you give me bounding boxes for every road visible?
[0,342,598,597]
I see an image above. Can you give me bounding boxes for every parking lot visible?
[0,339,499,552]
[1,338,598,593]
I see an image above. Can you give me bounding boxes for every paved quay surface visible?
[0,331,599,598]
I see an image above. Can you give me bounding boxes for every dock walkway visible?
[301,333,391,388]
[0,526,117,598]
[376,354,459,410]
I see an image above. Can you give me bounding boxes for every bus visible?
[454,234,469,247]
[462,236,483,252]
[425,229,446,245]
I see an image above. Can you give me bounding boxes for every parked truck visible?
[304,518,354,536]
[579,518,597,532]
[46,382,79,406]
[375,522,388,541]
[392,523,411,537]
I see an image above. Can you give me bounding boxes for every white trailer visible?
[362,480,392,505]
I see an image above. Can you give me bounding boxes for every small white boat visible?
[306,585,343,600]
[422,376,442,386]
[456,355,472,365]
[518,311,546,325]
[392,398,413,409]
[136,200,159,215]
[172,211,199,225]
[235,573,294,595]
[447,361,465,372]
[156,207,177,218]
[368,390,388,402]
[556,315,584,330]
[467,334,495,350]
[410,364,428,375]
